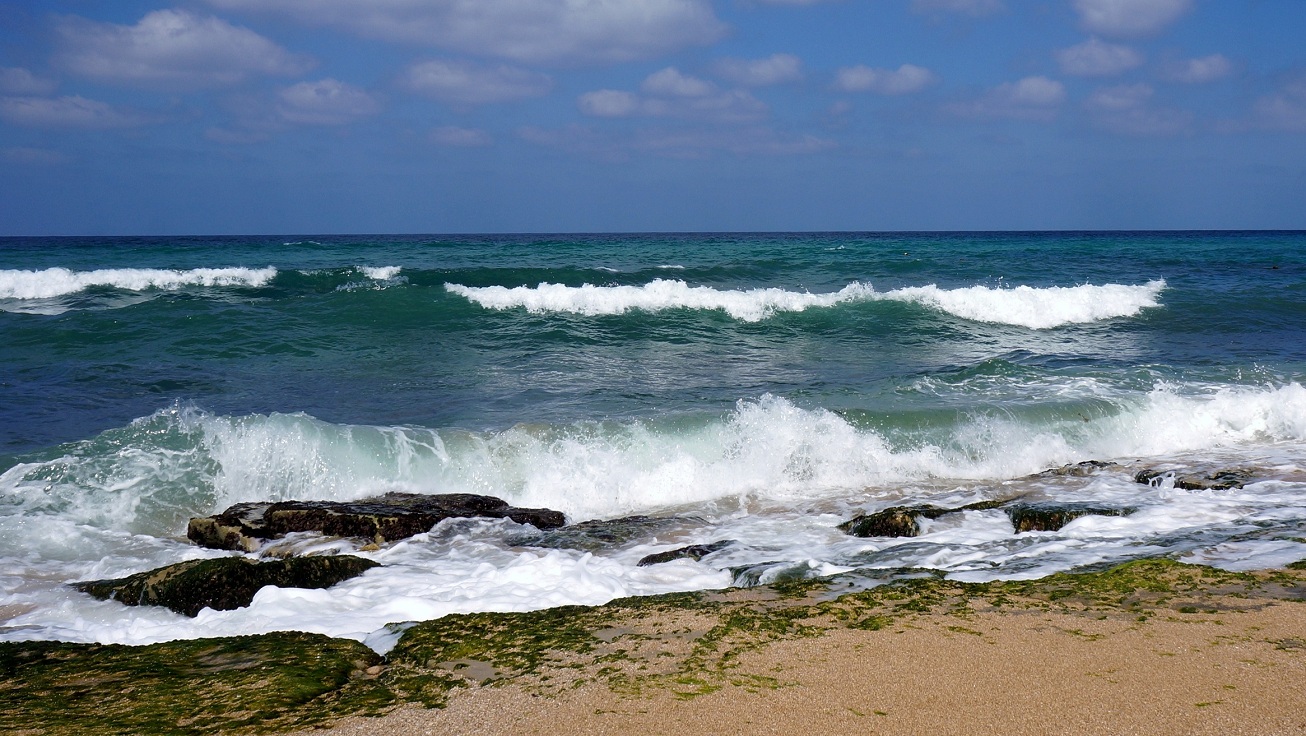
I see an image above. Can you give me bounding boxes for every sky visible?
[1,0,1304,235]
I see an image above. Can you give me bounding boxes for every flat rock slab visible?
[74,555,380,617]
[188,492,566,551]
[507,515,685,552]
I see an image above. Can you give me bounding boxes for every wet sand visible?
[305,601,1306,736]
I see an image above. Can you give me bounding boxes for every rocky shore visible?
[4,557,1305,735]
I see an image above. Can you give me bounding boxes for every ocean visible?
[2,231,1304,652]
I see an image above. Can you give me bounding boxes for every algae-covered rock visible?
[73,555,379,617]
[508,515,684,551]
[637,540,734,567]
[188,492,566,551]
[0,631,386,736]
[1004,503,1134,533]
[839,501,1005,538]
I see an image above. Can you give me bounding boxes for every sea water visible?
[1,232,1304,652]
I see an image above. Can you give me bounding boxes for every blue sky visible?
[1,0,1304,234]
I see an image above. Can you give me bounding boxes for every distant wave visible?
[356,266,401,280]
[445,278,1166,328]
[0,267,277,300]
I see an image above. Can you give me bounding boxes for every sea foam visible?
[445,278,1166,328]
[0,267,277,300]
[5,383,1303,535]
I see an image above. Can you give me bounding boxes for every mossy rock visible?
[1004,503,1134,533]
[839,500,1004,538]
[1134,467,1258,490]
[74,555,379,617]
[0,632,387,736]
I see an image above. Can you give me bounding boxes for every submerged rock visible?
[839,500,1005,538]
[1033,460,1119,478]
[1004,503,1134,533]
[637,540,734,567]
[73,555,379,617]
[1134,467,1258,490]
[188,492,566,551]
[840,499,1133,537]
[508,515,685,552]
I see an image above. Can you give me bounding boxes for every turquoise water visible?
[1,231,1305,648]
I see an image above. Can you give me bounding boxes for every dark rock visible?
[637,540,734,567]
[1004,503,1134,533]
[507,515,684,552]
[839,500,1005,538]
[73,555,379,617]
[1034,460,1119,478]
[1134,467,1257,491]
[188,492,566,551]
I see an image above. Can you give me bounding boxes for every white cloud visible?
[276,78,380,125]
[0,67,57,96]
[0,95,147,128]
[519,123,833,161]
[55,9,311,88]
[833,64,936,94]
[642,67,714,97]
[1250,78,1306,132]
[911,0,1004,17]
[206,0,726,65]
[713,54,804,87]
[1163,54,1232,84]
[430,125,492,146]
[402,60,552,105]
[1084,83,1189,135]
[1085,82,1152,110]
[578,90,641,117]
[948,76,1066,120]
[1072,0,1192,38]
[579,68,768,122]
[1056,38,1143,77]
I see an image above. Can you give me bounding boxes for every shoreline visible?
[3,558,1304,735]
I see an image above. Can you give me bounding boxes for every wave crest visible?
[445,278,1166,328]
[0,267,277,300]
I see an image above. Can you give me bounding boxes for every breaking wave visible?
[445,278,1166,328]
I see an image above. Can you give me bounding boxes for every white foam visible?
[358,266,401,280]
[6,383,1304,538]
[445,278,1166,328]
[0,267,277,300]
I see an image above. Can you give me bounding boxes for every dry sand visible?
[303,602,1306,735]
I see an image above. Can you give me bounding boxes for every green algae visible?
[0,632,385,736]
[3,558,1303,735]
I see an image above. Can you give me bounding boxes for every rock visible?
[841,499,1133,537]
[1134,467,1257,490]
[1004,503,1134,533]
[839,500,1005,538]
[637,540,734,567]
[188,492,566,551]
[1034,460,1119,478]
[507,515,684,552]
[73,555,379,617]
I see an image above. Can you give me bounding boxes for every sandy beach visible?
[302,563,1306,736]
